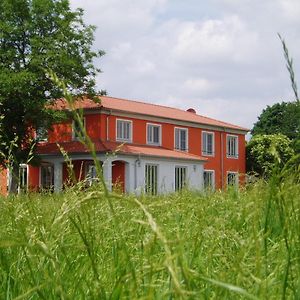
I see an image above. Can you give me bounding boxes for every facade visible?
[0,96,248,195]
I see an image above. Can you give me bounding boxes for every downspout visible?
[221,129,224,189]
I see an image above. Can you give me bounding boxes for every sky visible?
[69,0,300,130]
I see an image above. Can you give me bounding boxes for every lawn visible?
[0,175,299,299]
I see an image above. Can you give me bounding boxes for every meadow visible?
[0,173,299,299]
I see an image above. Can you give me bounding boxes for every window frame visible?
[203,169,215,189]
[226,134,239,158]
[146,123,162,146]
[36,127,48,142]
[40,163,54,190]
[175,165,187,191]
[72,117,86,141]
[116,119,133,142]
[85,162,98,186]
[202,131,215,156]
[227,171,239,187]
[18,164,28,192]
[145,164,159,195]
[174,127,188,151]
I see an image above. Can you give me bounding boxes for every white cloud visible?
[69,0,300,130]
[172,16,259,65]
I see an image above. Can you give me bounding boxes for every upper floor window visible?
[175,127,188,151]
[227,172,238,187]
[116,119,132,142]
[147,123,161,145]
[36,127,48,142]
[202,131,214,156]
[203,170,215,189]
[72,117,85,140]
[226,135,238,158]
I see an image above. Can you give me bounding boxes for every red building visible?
[1,96,248,195]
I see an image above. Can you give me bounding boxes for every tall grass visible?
[0,172,299,299]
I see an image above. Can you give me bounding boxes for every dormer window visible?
[174,127,188,151]
[116,119,132,142]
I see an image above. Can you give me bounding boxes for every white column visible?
[126,161,135,193]
[102,158,112,191]
[53,161,63,193]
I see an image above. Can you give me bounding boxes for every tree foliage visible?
[246,134,294,178]
[0,0,103,192]
[251,101,300,148]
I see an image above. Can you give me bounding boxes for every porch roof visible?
[36,140,207,162]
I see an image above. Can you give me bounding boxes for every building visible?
[0,96,248,195]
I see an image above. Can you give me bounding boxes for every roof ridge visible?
[100,95,248,131]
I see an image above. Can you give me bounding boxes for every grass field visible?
[0,174,299,299]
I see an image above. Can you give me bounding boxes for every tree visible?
[246,134,294,178]
[251,101,300,149]
[0,0,103,193]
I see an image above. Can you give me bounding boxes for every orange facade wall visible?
[112,161,125,192]
[28,165,40,191]
[0,168,7,196]
[45,111,246,190]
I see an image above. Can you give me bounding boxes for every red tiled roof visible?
[36,140,206,162]
[52,96,249,132]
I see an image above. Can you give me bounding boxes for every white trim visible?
[116,118,133,142]
[72,117,86,141]
[226,134,239,159]
[202,131,215,157]
[174,127,188,151]
[203,169,215,189]
[146,123,162,146]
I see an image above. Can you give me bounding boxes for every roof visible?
[52,96,249,132]
[36,140,207,162]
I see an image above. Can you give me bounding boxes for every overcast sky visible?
[70,0,300,130]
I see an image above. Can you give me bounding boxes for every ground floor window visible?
[41,164,54,190]
[227,172,238,187]
[85,163,98,186]
[145,164,158,195]
[175,166,187,191]
[19,164,28,192]
[203,170,215,189]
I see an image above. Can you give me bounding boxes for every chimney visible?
[187,108,196,114]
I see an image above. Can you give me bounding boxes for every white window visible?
[86,163,98,186]
[175,166,187,191]
[203,170,215,189]
[72,117,85,140]
[145,164,158,195]
[40,164,54,190]
[202,131,214,156]
[175,128,188,151]
[36,127,48,142]
[147,123,161,145]
[116,119,132,142]
[227,172,238,187]
[227,135,238,158]
[18,164,28,192]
